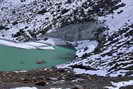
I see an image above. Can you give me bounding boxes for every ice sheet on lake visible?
[11,87,38,89]
[0,38,54,50]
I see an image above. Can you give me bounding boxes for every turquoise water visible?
[0,45,75,71]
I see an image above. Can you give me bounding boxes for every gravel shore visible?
[0,68,133,89]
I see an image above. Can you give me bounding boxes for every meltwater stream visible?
[0,45,75,71]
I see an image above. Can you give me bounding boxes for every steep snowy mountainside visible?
[58,0,133,77]
[99,0,133,33]
[0,0,122,41]
[58,31,132,77]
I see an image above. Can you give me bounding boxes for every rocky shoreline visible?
[0,68,133,89]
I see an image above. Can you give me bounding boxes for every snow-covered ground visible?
[105,80,133,89]
[0,38,55,50]
[99,0,133,33]
[75,40,98,57]
[11,87,38,89]
[57,40,99,67]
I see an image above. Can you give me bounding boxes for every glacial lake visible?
[0,45,75,71]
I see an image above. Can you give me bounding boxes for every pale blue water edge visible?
[0,45,75,71]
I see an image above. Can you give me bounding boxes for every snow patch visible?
[75,40,98,57]
[11,87,38,89]
[0,38,54,50]
[99,0,133,34]
[73,68,107,76]
[105,80,133,89]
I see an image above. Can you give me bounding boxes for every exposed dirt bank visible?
[0,68,132,89]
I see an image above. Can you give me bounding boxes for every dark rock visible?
[25,26,28,29]
[44,37,48,40]
[61,9,69,14]
[70,64,96,70]
[12,10,16,14]
[37,9,47,14]
[82,53,88,58]
[117,10,123,14]
[20,0,26,2]
[0,25,6,30]
[84,47,88,51]
[36,60,45,64]
[12,21,18,25]
[12,29,24,37]
[57,69,66,73]
[66,0,72,3]
[34,81,47,86]
[72,87,79,89]
[2,34,5,37]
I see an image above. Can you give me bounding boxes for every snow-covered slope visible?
[0,0,120,41]
[64,25,133,77]
[58,0,133,77]
[0,0,133,77]
[105,80,133,89]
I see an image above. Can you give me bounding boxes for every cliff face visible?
[45,22,103,41]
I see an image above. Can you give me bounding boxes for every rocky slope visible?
[58,0,133,77]
[0,68,132,89]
